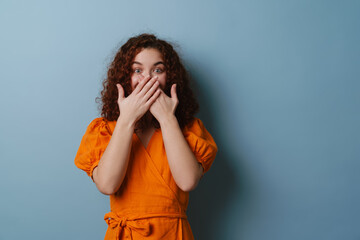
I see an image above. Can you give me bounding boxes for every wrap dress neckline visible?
[134,127,158,152]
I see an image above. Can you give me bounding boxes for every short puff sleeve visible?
[183,118,218,174]
[74,117,112,180]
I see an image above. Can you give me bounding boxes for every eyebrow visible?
[132,61,165,66]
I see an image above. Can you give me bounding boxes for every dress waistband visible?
[104,211,187,240]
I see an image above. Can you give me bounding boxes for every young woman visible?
[74,33,217,239]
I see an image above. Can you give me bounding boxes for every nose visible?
[138,73,150,81]
[144,69,154,78]
[138,70,154,81]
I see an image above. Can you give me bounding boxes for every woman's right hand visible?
[116,75,161,125]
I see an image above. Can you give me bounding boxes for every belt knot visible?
[104,212,150,240]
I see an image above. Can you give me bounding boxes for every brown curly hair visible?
[96,33,199,131]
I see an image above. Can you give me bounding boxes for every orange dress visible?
[74,117,217,239]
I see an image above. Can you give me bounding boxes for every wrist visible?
[159,114,178,128]
[117,115,136,130]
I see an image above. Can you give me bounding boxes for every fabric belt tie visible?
[104,212,150,239]
[104,211,187,239]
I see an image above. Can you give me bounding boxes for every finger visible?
[146,89,161,107]
[170,84,177,100]
[158,88,167,100]
[116,84,125,101]
[139,76,158,95]
[143,80,160,101]
[133,75,151,94]
[138,74,145,81]
[135,74,145,87]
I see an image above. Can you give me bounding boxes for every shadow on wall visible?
[186,64,245,239]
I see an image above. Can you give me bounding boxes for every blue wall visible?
[1,0,359,239]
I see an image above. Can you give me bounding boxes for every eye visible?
[134,68,142,74]
[154,68,163,73]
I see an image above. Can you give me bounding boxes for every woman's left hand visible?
[150,84,178,124]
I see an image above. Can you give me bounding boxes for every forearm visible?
[93,117,135,195]
[160,115,203,192]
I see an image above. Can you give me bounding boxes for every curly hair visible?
[96,33,199,131]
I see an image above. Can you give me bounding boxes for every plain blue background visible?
[1,0,359,239]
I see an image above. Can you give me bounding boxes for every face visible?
[130,48,167,90]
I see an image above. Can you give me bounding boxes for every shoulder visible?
[182,117,216,146]
[87,117,107,128]
[85,117,115,135]
[183,117,206,136]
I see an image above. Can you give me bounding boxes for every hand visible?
[116,75,161,125]
[149,84,178,124]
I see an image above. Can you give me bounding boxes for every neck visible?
[135,111,155,133]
